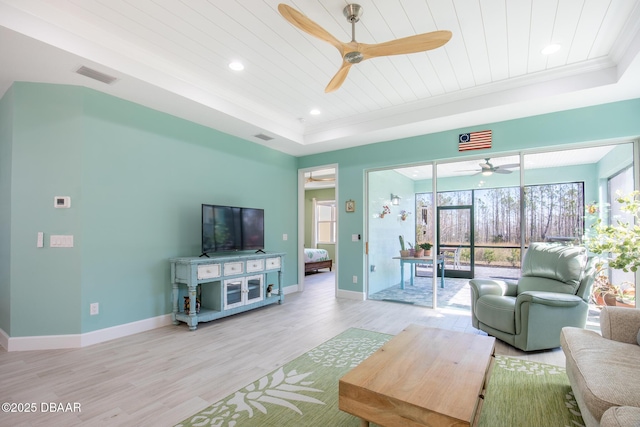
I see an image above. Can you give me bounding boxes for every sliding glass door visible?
[437,205,473,278]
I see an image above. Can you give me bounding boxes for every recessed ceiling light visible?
[310,109,321,115]
[228,61,244,71]
[541,44,561,55]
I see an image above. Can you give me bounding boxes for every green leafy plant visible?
[586,191,640,273]
[484,249,496,265]
[399,235,405,251]
[506,249,519,267]
[419,242,432,250]
[585,191,639,306]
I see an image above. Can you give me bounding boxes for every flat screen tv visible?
[201,204,265,255]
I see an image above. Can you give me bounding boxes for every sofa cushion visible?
[600,406,640,427]
[475,295,516,334]
[519,243,586,294]
[562,327,640,422]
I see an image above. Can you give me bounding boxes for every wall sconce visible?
[391,194,401,205]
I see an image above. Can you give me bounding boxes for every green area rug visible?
[479,356,584,427]
[176,328,584,427]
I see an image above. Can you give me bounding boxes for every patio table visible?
[393,255,445,289]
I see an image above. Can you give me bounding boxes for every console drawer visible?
[246,259,264,273]
[224,262,244,276]
[197,264,221,280]
[266,257,281,269]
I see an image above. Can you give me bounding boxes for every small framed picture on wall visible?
[346,199,356,212]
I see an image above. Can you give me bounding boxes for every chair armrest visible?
[469,279,516,297]
[600,306,640,344]
[516,291,584,307]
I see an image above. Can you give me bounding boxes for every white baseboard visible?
[80,314,173,348]
[283,284,300,294]
[337,289,366,300]
[1,314,173,352]
[1,286,304,352]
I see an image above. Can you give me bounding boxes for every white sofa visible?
[561,306,640,426]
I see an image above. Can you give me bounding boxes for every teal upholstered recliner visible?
[469,242,597,351]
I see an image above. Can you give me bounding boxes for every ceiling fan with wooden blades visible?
[278,3,452,93]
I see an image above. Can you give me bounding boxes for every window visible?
[524,182,584,244]
[316,201,336,243]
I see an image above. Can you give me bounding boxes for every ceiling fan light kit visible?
[476,158,520,176]
[278,3,452,92]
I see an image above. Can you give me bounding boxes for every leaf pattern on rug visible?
[307,336,389,368]
[175,367,324,427]
[495,355,564,376]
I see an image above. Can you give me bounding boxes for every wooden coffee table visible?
[339,325,495,426]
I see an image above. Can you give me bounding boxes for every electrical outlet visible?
[352,275,358,284]
[90,303,99,315]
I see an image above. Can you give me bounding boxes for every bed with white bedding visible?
[304,248,333,274]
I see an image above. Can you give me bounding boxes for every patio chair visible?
[441,247,462,269]
[469,242,597,351]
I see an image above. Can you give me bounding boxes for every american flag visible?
[458,130,492,151]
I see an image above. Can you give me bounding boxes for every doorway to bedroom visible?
[299,165,337,295]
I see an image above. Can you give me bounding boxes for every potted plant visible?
[414,244,424,257]
[399,235,410,257]
[590,275,635,307]
[419,242,433,257]
[585,191,639,307]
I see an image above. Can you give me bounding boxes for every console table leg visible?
[360,419,369,427]
[172,283,179,325]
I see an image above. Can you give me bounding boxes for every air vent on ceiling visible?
[254,133,274,141]
[75,66,118,85]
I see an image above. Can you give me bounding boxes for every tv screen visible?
[202,204,264,255]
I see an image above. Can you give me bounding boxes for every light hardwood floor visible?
[0,272,566,426]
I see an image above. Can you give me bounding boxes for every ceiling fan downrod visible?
[343,4,364,63]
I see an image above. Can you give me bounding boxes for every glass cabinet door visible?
[224,279,243,310]
[246,275,264,304]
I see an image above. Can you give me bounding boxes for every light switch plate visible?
[50,235,74,247]
[54,196,71,208]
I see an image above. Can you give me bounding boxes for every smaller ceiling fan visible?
[471,158,520,176]
[306,172,335,183]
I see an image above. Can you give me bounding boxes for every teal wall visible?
[0,86,13,333]
[1,82,298,337]
[2,81,637,337]
[596,143,635,206]
[12,85,85,336]
[299,99,640,293]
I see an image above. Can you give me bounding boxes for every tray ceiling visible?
[1,0,640,156]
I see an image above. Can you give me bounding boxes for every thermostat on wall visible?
[54,196,71,208]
